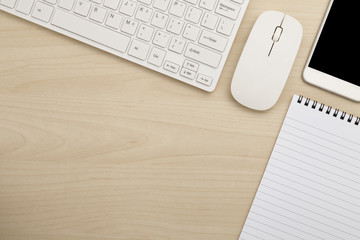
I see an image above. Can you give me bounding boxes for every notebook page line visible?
[277,137,360,170]
[274,144,360,178]
[252,204,344,239]
[286,116,360,147]
[270,157,360,203]
[273,150,360,185]
[282,122,360,154]
[266,164,360,211]
[258,183,360,235]
[256,197,358,236]
[279,131,360,160]
[257,187,359,228]
[250,210,323,239]
[246,217,305,239]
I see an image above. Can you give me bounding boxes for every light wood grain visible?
[1,0,359,239]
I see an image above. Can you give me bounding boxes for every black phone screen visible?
[308,0,359,87]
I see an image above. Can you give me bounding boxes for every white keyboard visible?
[0,0,249,92]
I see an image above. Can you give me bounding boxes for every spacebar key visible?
[51,10,130,53]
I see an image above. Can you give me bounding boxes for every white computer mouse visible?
[231,11,303,111]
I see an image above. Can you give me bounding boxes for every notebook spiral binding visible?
[297,95,360,126]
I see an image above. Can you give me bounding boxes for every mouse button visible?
[281,15,303,40]
[272,26,283,42]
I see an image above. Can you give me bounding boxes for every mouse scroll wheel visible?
[272,26,283,42]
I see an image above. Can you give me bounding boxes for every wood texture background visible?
[1,0,359,239]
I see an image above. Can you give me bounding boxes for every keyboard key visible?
[121,18,139,35]
[183,23,200,41]
[231,0,244,4]
[90,5,107,23]
[199,0,216,10]
[58,0,75,11]
[196,74,213,86]
[184,0,199,4]
[74,0,91,16]
[169,0,186,18]
[201,12,218,30]
[119,0,137,16]
[184,43,222,68]
[153,0,171,11]
[151,11,168,29]
[32,2,54,22]
[217,18,234,36]
[138,0,152,5]
[128,39,150,60]
[163,61,179,73]
[135,5,152,22]
[153,30,170,48]
[167,18,184,35]
[52,9,131,52]
[184,6,202,24]
[16,0,35,14]
[215,0,241,20]
[198,30,228,52]
[168,37,186,54]
[180,67,196,80]
[105,11,122,29]
[44,0,57,4]
[148,47,166,66]
[183,59,199,71]
[103,0,120,10]
[1,0,17,8]
[137,24,154,42]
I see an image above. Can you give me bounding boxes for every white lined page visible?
[239,95,360,240]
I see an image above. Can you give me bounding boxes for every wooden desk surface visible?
[1,1,359,239]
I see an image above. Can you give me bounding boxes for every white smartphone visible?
[303,0,360,102]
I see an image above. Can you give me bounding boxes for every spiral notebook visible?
[240,94,360,240]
